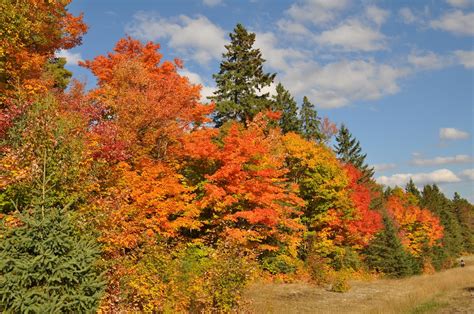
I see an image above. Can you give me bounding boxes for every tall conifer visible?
[300,96,322,141]
[273,83,301,133]
[210,24,275,126]
[334,124,374,181]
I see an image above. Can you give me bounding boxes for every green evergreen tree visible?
[273,83,301,133]
[0,206,105,312]
[451,192,474,252]
[334,124,374,181]
[405,178,421,204]
[421,184,464,266]
[210,23,276,126]
[405,178,421,201]
[363,214,418,278]
[44,57,72,90]
[0,95,104,312]
[300,96,322,141]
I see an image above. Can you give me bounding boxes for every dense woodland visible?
[0,1,473,312]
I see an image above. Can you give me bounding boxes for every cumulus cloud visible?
[430,10,474,36]
[439,128,470,140]
[286,0,350,25]
[377,169,461,187]
[454,50,474,68]
[281,59,407,108]
[315,19,387,52]
[412,154,474,166]
[126,13,227,65]
[399,7,416,24]
[365,5,390,26]
[178,69,216,102]
[202,0,222,7]
[56,50,83,66]
[446,0,473,8]
[277,19,311,36]
[407,51,448,70]
[373,163,397,172]
[254,31,307,71]
[460,168,474,180]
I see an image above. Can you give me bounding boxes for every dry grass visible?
[242,256,474,313]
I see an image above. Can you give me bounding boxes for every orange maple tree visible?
[386,189,444,255]
[181,114,305,255]
[326,165,382,248]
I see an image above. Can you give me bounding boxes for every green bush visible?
[261,254,298,275]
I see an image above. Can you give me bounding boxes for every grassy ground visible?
[243,256,474,313]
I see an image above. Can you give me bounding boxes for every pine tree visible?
[0,206,105,312]
[334,124,374,181]
[363,214,418,278]
[273,83,301,133]
[300,96,322,141]
[405,178,421,202]
[451,192,474,253]
[210,23,276,126]
[421,184,465,262]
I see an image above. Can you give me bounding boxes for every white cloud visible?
[439,128,470,140]
[254,31,307,71]
[202,0,222,7]
[178,69,216,102]
[315,19,387,52]
[399,7,416,24]
[127,13,227,65]
[413,154,474,166]
[407,51,447,70]
[373,163,397,172]
[446,0,473,8]
[286,0,350,25]
[277,19,311,36]
[56,50,83,66]
[377,169,461,187]
[282,59,407,108]
[365,5,390,26]
[454,50,474,68]
[460,168,474,180]
[430,10,474,36]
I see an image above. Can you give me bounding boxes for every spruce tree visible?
[273,83,301,133]
[405,178,421,202]
[210,23,276,126]
[334,124,374,181]
[363,215,418,278]
[421,185,465,261]
[0,206,105,312]
[300,96,322,141]
[451,192,474,252]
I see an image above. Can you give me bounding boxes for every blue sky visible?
[61,0,474,202]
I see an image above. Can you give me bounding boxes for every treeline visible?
[1,2,473,312]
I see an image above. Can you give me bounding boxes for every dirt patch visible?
[243,259,474,313]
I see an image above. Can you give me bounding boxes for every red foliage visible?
[386,191,444,255]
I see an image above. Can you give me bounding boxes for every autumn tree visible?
[210,24,275,126]
[79,37,213,254]
[181,114,304,256]
[334,124,374,181]
[0,0,86,98]
[386,188,444,257]
[273,83,301,134]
